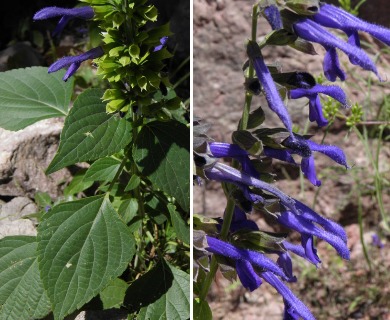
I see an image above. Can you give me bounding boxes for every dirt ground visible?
[193,0,390,319]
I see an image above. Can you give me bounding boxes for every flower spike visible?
[48,47,104,81]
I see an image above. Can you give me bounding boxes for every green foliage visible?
[133,120,190,212]
[37,196,136,319]
[124,259,190,320]
[0,237,51,320]
[0,0,189,319]
[46,89,132,174]
[0,67,73,131]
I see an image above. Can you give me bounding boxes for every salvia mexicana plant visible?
[194,1,389,319]
[0,1,189,319]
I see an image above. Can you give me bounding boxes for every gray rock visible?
[0,118,71,198]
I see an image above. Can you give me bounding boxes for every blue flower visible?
[261,272,315,320]
[312,4,390,48]
[372,234,384,249]
[248,42,294,135]
[264,134,350,186]
[290,84,348,127]
[323,47,347,82]
[206,236,290,282]
[276,210,350,260]
[33,6,94,37]
[293,18,382,82]
[263,4,283,30]
[48,46,104,81]
[205,162,298,214]
[153,36,169,52]
[209,142,259,177]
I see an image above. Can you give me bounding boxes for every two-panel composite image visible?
[0,0,389,319]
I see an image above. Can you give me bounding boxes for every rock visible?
[0,196,38,220]
[0,219,37,238]
[0,118,71,199]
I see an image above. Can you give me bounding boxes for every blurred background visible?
[194,0,390,319]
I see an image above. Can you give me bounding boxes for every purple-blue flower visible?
[264,134,349,186]
[312,4,390,48]
[206,236,289,280]
[276,210,350,260]
[293,18,382,82]
[372,234,384,249]
[249,45,294,135]
[48,46,104,81]
[290,84,348,127]
[205,162,298,214]
[209,142,259,177]
[153,36,169,52]
[261,272,315,320]
[263,4,283,30]
[33,6,94,37]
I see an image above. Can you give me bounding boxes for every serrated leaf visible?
[0,236,51,320]
[168,204,189,245]
[123,259,189,320]
[193,298,212,320]
[133,121,189,212]
[84,157,121,182]
[46,88,132,174]
[0,67,73,131]
[100,278,129,309]
[37,195,135,319]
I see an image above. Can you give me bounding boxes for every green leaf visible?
[46,89,132,174]
[0,67,73,131]
[193,298,212,320]
[124,175,141,191]
[123,259,189,320]
[100,278,129,309]
[63,169,94,197]
[168,204,189,245]
[84,157,122,182]
[0,236,51,320]
[118,198,139,224]
[133,121,189,212]
[37,195,135,319]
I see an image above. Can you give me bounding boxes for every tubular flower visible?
[33,6,94,37]
[206,236,290,282]
[249,45,294,135]
[209,142,259,177]
[205,162,298,214]
[290,84,348,127]
[263,4,283,30]
[276,210,350,260]
[293,18,382,82]
[48,46,104,81]
[261,272,315,320]
[153,36,169,52]
[264,135,349,186]
[312,4,390,48]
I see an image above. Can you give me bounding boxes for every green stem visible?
[199,3,259,302]
[239,4,259,130]
[358,190,372,271]
[107,156,127,194]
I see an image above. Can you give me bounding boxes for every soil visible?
[194,0,390,319]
